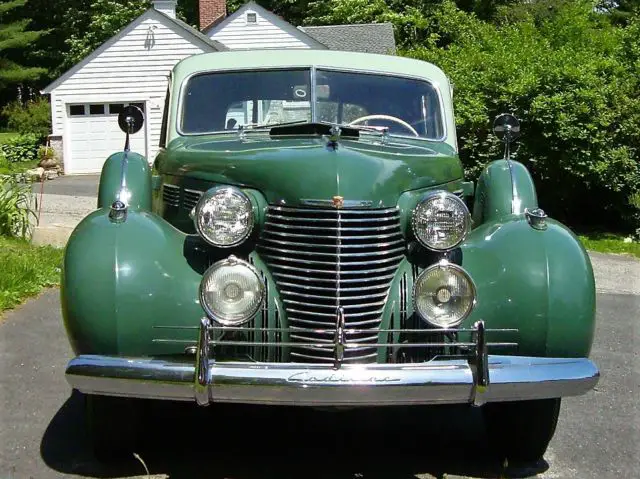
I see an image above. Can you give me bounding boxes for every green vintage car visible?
[62,49,599,462]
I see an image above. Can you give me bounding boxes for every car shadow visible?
[41,391,549,479]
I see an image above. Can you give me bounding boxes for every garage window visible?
[69,105,85,116]
[109,103,124,115]
[89,104,105,115]
[130,102,145,113]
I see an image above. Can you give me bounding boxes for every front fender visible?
[458,216,596,358]
[97,151,151,211]
[61,210,203,357]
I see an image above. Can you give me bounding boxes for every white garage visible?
[66,102,147,174]
[41,3,225,175]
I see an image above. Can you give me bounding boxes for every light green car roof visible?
[168,49,457,149]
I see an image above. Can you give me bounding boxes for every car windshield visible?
[180,68,444,140]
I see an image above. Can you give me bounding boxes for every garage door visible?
[67,102,147,174]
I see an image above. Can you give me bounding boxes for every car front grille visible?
[257,205,405,363]
[162,184,180,207]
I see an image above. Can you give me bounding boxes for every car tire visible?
[483,398,561,463]
[84,393,145,462]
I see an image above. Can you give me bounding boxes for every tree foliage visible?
[0,0,46,93]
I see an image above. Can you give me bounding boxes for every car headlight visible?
[194,186,254,247]
[199,256,264,326]
[412,191,471,251]
[413,260,476,328]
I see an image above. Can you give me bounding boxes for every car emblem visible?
[332,196,344,208]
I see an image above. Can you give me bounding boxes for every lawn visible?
[579,232,640,259]
[0,159,40,175]
[0,132,18,143]
[0,236,64,312]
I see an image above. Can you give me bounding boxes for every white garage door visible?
[67,102,147,174]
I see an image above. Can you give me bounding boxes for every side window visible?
[159,86,170,148]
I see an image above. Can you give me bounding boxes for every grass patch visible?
[578,232,640,259]
[0,236,63,312]
[0,132,18,143]
[0,159,40,175]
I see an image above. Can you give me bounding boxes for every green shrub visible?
[1,98,51,140]
[0,134,41,164]
[405,1,640,232]
[0,175,36,239]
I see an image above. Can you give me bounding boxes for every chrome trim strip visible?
[288,317,382,327]
[283,298,387,309]
[281,290,389,301]
[269,262,401,275]
[262,237,404,249]
[66,355,600,407]
[264,230,403,241]
[286,307,385,318]
[261,246,405,258]
[275,281,390,292]
[266,223,400,232]
[272,271,396,284]
[266,214,399,224]
[271,205,399,215]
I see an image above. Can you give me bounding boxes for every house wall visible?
[49,13,207,166]
[209,7,313,49]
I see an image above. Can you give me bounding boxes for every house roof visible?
[299,23,396,55]
[203,1,328,50]
[41,8,225,94]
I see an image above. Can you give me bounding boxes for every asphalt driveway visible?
[32,174,100,198]
[0,253,638,479]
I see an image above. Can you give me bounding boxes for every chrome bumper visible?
[66,320,599,407]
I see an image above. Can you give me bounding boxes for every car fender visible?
[97,151,151,212]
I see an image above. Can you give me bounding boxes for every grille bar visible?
[258,205,405,363]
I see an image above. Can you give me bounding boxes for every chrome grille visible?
[258,205,405,363]
[162,184,180,207]
[184,188,203,210]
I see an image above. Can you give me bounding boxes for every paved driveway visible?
[32,174,100,198]
[0,254,638,479]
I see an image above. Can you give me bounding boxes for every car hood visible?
[155,135,463,207]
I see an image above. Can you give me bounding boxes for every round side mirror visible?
[493,113,520,143]
[118,105,144,135]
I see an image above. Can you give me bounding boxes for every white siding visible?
[50,14,206,164]
[210,8,313,50]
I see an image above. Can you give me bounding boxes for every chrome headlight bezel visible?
[199,255,265,326]
[193,186,255,248]
[412,260,477,329]
[411,191,471,252]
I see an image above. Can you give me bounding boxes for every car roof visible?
[171,49,451,91]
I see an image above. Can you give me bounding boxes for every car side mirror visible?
[493,113,520,160]
[118,105,144,152]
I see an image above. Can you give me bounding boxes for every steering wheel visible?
[349,114,420,137]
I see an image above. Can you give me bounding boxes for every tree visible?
[0,0,46,97]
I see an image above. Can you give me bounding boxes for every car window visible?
[182,69,312,134]
[315,70,444,139]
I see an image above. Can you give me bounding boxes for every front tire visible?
[483,398,561,463]
[84,394,145,462]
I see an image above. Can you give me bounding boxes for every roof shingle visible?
[299,23,396,55]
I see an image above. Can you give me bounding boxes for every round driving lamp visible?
[413,261,476,328]
[199,256,264,326]
[412,191,471,251]
[193,186,254,247]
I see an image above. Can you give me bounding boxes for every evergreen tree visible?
[0,0,46,98]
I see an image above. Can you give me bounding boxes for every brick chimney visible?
[199,0,226,31]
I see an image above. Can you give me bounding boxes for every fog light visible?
[413,260,476,328]
[199,255,264,326]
